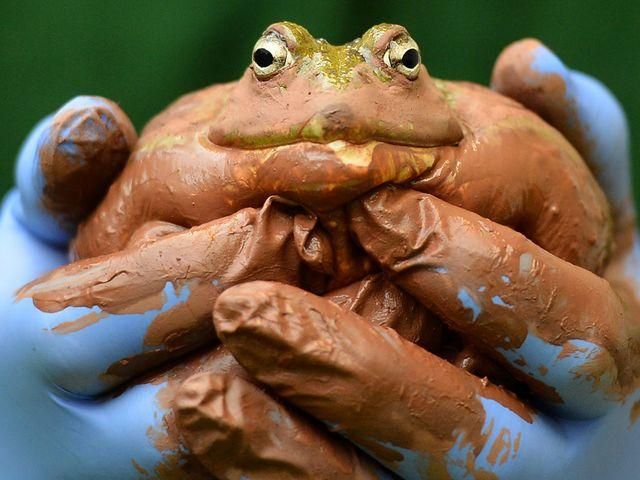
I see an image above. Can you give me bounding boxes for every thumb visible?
[15,96,136,245]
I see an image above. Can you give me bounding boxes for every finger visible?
[66,346,389,479]
[15,96,136,245]
[350,187,632,418]
[175,371,393,479]
[15,197,332,396]
[46,350,221,479]
[0,191,67,300]
[411,80,611,273]
[491,39,633,225]
[215,281,566,480]
[325,273,445,352]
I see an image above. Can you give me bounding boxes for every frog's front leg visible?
[15,196,335,397]
[16,96,136,245]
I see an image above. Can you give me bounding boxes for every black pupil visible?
[254,48,274,68]
[401,48,420,69]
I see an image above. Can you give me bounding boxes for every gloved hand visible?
[0,97,215,479]
[176,41,640,480]
[1,96,394,479]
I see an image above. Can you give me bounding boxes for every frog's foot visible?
[15,96,136,245]
[491,39,633,224]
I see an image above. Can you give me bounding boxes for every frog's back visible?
[411,79,611,272]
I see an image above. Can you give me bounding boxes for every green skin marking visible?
[281,21,398,89]
[220,125,304,149]
[433,78,457,108]
[137,134,185,153]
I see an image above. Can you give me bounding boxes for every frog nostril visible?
[253,48,274,68]
[402,49,420,69]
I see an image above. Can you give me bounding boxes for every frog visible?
[12,22,636,479]
[49,22,608,273]
[18,16,615,406]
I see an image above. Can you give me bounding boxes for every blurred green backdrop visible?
[1,0,639,204]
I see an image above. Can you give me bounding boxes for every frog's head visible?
[210,22,461,148]
[204,22,463,211]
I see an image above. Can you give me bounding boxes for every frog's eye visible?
[383,35,421,80]
[251,32,292,79]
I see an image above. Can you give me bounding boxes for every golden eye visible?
[383,35,421,80]
[251,32,292,79]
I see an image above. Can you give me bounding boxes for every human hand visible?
[185,41,640,480]
[0,97,193,479]
[4,96,400,477]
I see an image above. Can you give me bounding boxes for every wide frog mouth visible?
[207,21,463,151]
[201,133,442,214]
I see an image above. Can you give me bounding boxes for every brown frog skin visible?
[68,22,611,275]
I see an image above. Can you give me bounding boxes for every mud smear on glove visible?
[131,348,226,480]
[146,273,445,479]
[349,187,634,403]
[39,97,137,229]
[133,345,389,480]
[17,197,335,391]
[491,40,591,164]
[174,367,388,479]
[214,281,532,479]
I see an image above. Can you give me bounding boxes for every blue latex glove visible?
[200,42,640,480]
[0,97,202,479]
[1,97,386,480]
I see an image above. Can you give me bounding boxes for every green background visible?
[1,0,638,204]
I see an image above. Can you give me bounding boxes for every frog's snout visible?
[300,104,356,143]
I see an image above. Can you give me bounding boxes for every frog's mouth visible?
[204,99,463,211]
[206,135,443,213]
[208,100,463,151]
[209,115,461,152]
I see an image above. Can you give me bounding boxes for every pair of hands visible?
[1,42,640,480]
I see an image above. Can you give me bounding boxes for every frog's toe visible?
[15,96,137,245]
